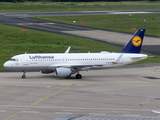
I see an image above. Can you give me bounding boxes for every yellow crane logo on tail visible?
[132,36,142,47]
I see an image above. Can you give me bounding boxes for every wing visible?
[48,64,105,71]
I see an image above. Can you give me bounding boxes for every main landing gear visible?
[22,71,26,79]
[76,74,82,79]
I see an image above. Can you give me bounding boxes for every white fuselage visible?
[3,29,147,79]
[4,52,148,72]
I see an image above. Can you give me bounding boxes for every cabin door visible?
[23,54,29,65]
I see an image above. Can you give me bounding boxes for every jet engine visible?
[55,68,72,77]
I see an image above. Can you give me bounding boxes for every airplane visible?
[3,29,148,79]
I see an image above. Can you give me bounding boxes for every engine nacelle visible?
[55,68,71,77]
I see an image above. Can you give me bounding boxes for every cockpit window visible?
[9,59,18,61]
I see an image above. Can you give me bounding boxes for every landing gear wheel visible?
[76,74,82,79]
[22,71,26,79]
[22,75,26,79]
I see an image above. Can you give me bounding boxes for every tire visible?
[22,75,26,79]
[76,74,82,79]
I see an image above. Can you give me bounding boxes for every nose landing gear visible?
[22,71,26,79]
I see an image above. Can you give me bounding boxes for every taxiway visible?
[1,63,160,120]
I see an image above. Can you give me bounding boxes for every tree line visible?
[0,0,158,3]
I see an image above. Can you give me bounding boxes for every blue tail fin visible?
[119,29,145,53]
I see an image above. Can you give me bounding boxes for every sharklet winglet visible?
[64,46,71,54]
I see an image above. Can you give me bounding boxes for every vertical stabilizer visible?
[119,29,145,53]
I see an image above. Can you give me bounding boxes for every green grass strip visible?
[0,1,160,13]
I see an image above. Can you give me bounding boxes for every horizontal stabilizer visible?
[131,55,148,59]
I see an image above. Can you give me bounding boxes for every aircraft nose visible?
[3,61,10,69]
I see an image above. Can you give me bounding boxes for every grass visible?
[35,14,160,36]
[0,1,160,13]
